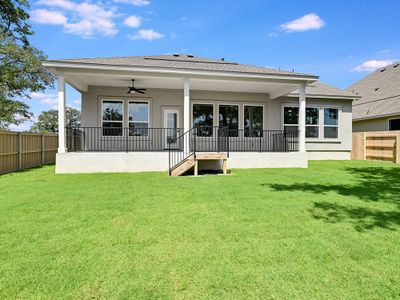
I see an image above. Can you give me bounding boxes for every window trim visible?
[217,103,240,138]
[323,107,340,139]
[243,104,265,138]
[101,99,124,137]
[281,104,341,141]
[191,101,215,137]
[128,100,151,137]
[99,97,151,138]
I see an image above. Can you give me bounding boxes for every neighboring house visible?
[348,61,400,132]
[43,54,356,174]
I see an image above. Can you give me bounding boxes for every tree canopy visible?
[0,0,54,130]
[31,108,81,133]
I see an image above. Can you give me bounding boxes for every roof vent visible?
[375,87,380,91]
[221,58,225,61]
[394,64,399,68]
[380,68,385,72]
[173,54,180,57]
[187,54,194,58]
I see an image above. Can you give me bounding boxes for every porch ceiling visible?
[64,73,304,99]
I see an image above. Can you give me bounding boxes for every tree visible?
[0,0,54,130]
[31,108,81,133]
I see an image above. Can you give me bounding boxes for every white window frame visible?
[128,99,151,137]
[323,107,340,139]
[242,104,265,138]
[281,104,341,141]
[101,99,124,137]
[217,103,240,138]
[191,102,215,137]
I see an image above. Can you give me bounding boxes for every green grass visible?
[1,161,399,299]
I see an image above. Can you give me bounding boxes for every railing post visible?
[126,128,128,153]
[193,127,196,156]
[259,131,262,153]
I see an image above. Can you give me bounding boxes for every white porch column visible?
[298,83,306,153]
[57,75,66,153]
[183,78,190,153]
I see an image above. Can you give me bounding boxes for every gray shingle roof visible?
[289,81,355,98]
[346,61,400,120]
[46,54,318,79]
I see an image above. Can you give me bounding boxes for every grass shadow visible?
[265,166,400,231]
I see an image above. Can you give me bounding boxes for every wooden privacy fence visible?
[0,131,58,174]
[352,131,400,163]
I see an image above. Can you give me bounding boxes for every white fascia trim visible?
[43,61,319,83]
[286,94,357,100]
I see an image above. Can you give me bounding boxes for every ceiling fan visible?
[127,79,146,94]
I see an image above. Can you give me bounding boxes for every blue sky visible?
[14,0,400,130]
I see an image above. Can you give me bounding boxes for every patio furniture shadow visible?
[265,167,400,231]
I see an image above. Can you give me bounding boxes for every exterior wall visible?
[56,151,307,174]
[353,115,400,132]
[56,152,169,173]
[307,151,351,160]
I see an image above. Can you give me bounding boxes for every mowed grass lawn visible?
[1,161,399,299]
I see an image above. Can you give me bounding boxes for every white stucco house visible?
[43,54,356,175]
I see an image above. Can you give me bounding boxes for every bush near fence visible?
[352,131,400,163]
[0,131,58,174]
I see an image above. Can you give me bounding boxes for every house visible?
[349,61,400,132]
[43,54,356,174]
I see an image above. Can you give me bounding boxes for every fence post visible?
[41,134,45,165]
[396,133,400,164]
[18,132,22,170]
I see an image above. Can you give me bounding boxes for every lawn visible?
[0,161,399,299]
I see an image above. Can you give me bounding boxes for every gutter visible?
[43,60,319,83]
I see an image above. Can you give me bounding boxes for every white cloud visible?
[123,15,142,28]
[32,0,118,38]
[268,32,279,38]
[129,29,164,40]
[40,97,59,106]
[112,0,150,6]
[30,9,67,25]
[352,59,394,72]
[280,13,325,32]
[378,49,391,54]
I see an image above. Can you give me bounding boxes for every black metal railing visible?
[168,127,196,175]
[66,127,182,152]
[66,126,299,154]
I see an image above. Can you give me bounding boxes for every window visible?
[128,101,149,136]
[244,106,263,137]
[193,104,214,136]
[283,106,299,132]
[102,100,123,136]
[282,105,340,139]
[324,108,339,138]
[389,118,400,131]
[219,105,239,137]
[306,107,319,138]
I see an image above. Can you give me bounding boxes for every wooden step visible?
[170,157,196,176]
[195,152,228,160]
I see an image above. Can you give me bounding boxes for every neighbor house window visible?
[128,101,149,136]
[193,104,214,136]
[219,105,239,137]
[306,107,319,138]
[283,106,299,132]
[389,118,400,130]
[244,105,263,137]
[102,100,123,136]
[324,108,339,138]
